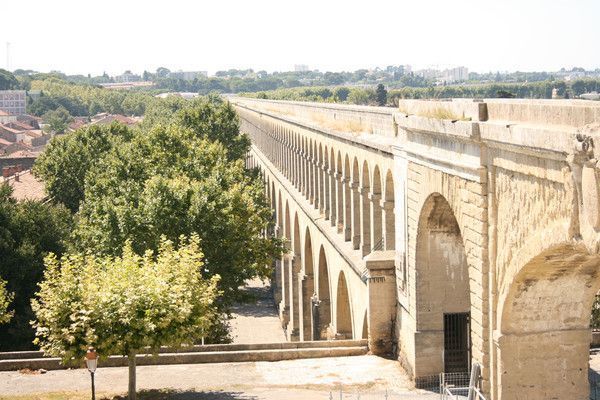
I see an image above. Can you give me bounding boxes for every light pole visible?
[85,347,98,400]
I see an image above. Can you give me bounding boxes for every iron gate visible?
[444,312,471,373]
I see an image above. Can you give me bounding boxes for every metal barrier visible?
[440,363,486,400]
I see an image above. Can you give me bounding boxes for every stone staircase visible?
[0,339,368,371]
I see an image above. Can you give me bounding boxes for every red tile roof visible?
[5,170,46,201]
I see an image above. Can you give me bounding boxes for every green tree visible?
[176,96,251,161]
[33,123,132,212]
[333,87,350,102]
[0,184,72,350]
[0,69,18,90]
[42,106,73,134]
[376,84,388,106]
[0,278,13,325]
[32,235,220,400]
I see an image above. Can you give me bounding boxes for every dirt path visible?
[229,279,286,344]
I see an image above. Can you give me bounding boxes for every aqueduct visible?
[235,96,600,400]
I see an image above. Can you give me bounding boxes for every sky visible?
[1,0,598,76]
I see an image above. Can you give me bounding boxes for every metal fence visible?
[414,363,486,400]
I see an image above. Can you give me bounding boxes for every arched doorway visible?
[336,271,353,339]
[288,213,301,341]
[302,227,315,341]
[415,193,470,377]
[497,243,600,400]
[316,246,331,340]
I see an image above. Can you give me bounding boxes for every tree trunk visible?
[128,351,136,400]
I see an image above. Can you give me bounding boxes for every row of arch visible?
[250,152,366,341]
[242,110,396,257]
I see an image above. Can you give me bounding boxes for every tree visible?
[42,106,73,134]
[333,87,350,102]
[33,123,132,212]
[156,67,171,78]
[376,84,388,106]
[0,69,18,90]
[32,235,220,400]
[0,278,13,325]
[0,184,72,350]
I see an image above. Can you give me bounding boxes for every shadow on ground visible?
[229,284,278,318]
[108,389,258,400]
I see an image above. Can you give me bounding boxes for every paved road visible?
[229,280,286,344]
[0,355,437,399]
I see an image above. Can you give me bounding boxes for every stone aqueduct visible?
[233,96,600,399]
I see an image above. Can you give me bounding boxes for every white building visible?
[0,90,26,116]
[294,64,309,72]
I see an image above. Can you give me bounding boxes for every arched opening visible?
[336,151,343,232]
[308,139,314,204]
[360,161,371,257]
[277,191,283,238]
[497,244,600,400]
[351,157,361,250]
[302,227,315,341]
[343,155,352,241]
[279,201,292,328]
[329,148,336,226]
[415,193,470,377]
[362,311,368,340]
[336,271,353,339]
[371,165,383,251]
[316,246,331,340]
[383,170,395,251]
[288,213,302,341]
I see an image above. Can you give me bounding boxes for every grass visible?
[398,106,472,121]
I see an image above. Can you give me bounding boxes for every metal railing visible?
[440,363,486,400]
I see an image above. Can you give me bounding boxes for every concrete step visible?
[0,341,368,371]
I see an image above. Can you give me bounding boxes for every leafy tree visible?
[376,84,388,106]
[0,184,72,350]
[176,96,251,161]
[33,123,131,212]
[0,278,13,324]
[42,106,73,134]
[0,69,18,90]
[333,87,350,102]
[156,67,171,78]
[32,235,220,400]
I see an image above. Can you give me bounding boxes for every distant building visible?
[169,71,208,81]
[114,71,141,83]
[0,110,17,124]
[294,64,310,72]
[442,67,469,83]
[0,90,27,116]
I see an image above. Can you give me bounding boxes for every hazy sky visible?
[1,0,598,76]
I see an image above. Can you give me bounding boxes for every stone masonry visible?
[233,97,600,400]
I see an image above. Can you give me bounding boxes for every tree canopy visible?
[32,235,220,399]
[0,184,72,350]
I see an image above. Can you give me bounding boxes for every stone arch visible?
[336,271,353,339]
[328,147,336,225]
[414,193,470,377]
[351,157,361,250]
[336,151,344,233]
[496,243,600,400]
[371,165,383,251]
[342,153,351,240]
[360,160,371,256]
[301,227,315,340]
[288,212,302,341]
[383,169,395,251]
[316,245,331,340]
[321,144,329,215]
[277,190,283,237]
